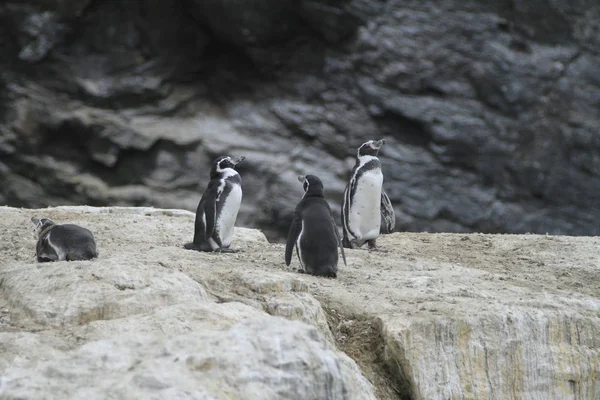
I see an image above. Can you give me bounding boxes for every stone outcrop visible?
[0,206,376,400]
[4,316,375,399]
[1,0,599,240]
[1,206,599,399]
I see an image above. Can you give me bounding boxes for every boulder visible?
[3,317,375,400]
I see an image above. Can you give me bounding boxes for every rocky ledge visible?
[0,206,599,399]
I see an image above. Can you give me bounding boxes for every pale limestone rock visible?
[378,311,600,400]
[232,227,271,244]
[34,206,197,217]
[214,271,334,343]
[264,292,335,344]
[73,302,266,341]
[1,206,600,399]
[2,318,376,400]
[0,331,68,374]
[0,206,377,399]
[1,261,210,326]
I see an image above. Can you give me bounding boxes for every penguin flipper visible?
[380,189,396,234]
[341,181,358,245]
[202,180,220,243]
[285,214,302,266]
[191,189,210,244]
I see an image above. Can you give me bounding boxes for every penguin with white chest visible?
[342,139,395,250]
[31,217,98,262]
[286,175,346,278]
[184,155,245,253]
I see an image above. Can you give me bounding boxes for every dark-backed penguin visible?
[342,139,395,250]
[184,155,245,253]
[31,217,98,262]
[285,175,346,278]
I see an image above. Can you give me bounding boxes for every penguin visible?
[31,217,98,262]
[341,139,395,250]
[285,175,346,278]
[184,155,245,253]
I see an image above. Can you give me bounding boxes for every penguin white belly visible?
[216,184,242,247]
[349,169,383,241]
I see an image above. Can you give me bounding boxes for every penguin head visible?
[31,216,55,237]
[211,155,245,177]
[298,175,324,197]
[357,139,385,157]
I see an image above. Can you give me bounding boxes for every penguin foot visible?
[367,240,388,253]
[342,237,356,249]
[184,242,213,252]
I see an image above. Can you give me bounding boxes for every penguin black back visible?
[285,175,346,277]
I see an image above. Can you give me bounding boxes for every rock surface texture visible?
[1,206,599,399]
[1,0,599,240]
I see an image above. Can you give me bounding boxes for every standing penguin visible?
[31,217,98,262]
[184,155,245,253]
[342,139,395,250]
[285,175,346,278]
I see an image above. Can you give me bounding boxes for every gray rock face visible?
[1,0,599,240]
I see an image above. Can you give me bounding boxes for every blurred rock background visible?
[1,0,599,242]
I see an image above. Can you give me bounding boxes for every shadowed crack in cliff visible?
[320,303,410,400]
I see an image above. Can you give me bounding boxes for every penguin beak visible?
[231,156,245,165]
[31,216,40,225]
[371,139,385,149]
[297,175,305,183]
